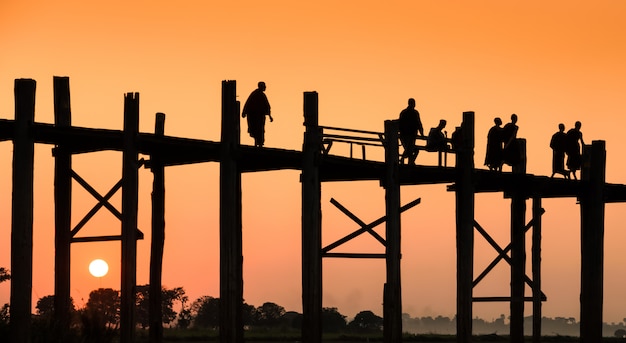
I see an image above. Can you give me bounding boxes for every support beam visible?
[301,91,322,343]
[580,141,605,343]
[532,197,542,343]
[149,112,166,343]
[120,92,140,343]
[510,139,527,343]
[53,76,72,340]
[219,80,243,343]
[383,119,402,343]
[455,112,474,343]
[10,78,36,343]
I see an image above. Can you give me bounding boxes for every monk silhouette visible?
[242,81,273,147]
[550,123,569,178]
[485,117,503,171]
[565,121,585,180]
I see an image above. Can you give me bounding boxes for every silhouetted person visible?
[484,117,503,171]
[565,121,585,180]
[242,81,273,147]
[550,123,569,178]
[426,119,449,152]
[502,114,520,167]
[398,98,423,165]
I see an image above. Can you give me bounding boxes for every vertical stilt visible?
[53,76,72,340]
[10,78,36,343]
[383,120,402,343]
[510,139,527,343]
[301,91,322,343]
[580,141,605,343]
[149,113,166,343]
[531,197,542,343]
[455,111,474,343]
[219,80,243,343]
[120,92,140,343]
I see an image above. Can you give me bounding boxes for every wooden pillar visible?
[219,80,243,343]
[10,78,36,343]
[580,141,605,343]
[149,113,166,343]
[53,76,72,339]
[383,119,402,343]
[120,92,140,343]
[301,91,322,343]
[531,197,542,343]
[455,111,474,343]
[510,139,527,343]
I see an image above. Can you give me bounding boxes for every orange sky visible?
[1,0,626,324]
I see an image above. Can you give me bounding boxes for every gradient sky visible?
[1,1,626,324]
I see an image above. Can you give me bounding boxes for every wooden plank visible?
[510,140,527,343]
[532,197,542,343]
[580,141,606,343]
[455,112,475,343]
[120,92,140,343]
[10,78,36,343]
[53,76,72,338]
[382,119,402,343]
[149,112,166,343]
[301,91,322,343]
[219,80,243,343]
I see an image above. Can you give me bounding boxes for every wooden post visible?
[149,113,166,343]
[120,92,140,343]
[10,78,36,343]
[531,197,542,343]
[580,141,605,343]
[455,111,474,343]
[510,139,527,343]
[219,80,243,343]
[53,76,72,339]
[301,91,322,343]
[383,119,402,343]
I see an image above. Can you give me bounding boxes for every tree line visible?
[2,269,626,339]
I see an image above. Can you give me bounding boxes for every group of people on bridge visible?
[241,89,586,180]
[484,114,585,179]
[398,98,451,165]
[396,98,586,179]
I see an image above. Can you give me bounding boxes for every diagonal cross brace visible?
[322,197,421,253]
[472,208,546,298]
[70,158,145,237]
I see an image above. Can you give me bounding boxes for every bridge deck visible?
[2,119,626,202]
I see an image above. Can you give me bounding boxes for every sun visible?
[89,259,109,278]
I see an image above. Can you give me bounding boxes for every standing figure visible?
[550,123,569,178]
[501,114,520,167]
[398,98,424,165]
[484,117,503,171]
[242,81,273,147]
[565,121,585,180]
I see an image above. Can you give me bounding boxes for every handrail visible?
[319,125,455,166]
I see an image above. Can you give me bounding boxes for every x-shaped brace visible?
[322,196,421,254]
[473,209,546,300]
[70,158,145,239]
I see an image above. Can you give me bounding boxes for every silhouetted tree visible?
[85,288,120,329]
[348,310,383,332]
[135,285,187,328]
[256,302,286,327]
[0,267,9,283]
[243,302,258,326]
[192,296,219,328]
[322,307,347,332]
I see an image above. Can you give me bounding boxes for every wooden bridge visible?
[5,77,626,343]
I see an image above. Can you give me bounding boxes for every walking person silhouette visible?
[398,98,423,165]
[242,81,273,147]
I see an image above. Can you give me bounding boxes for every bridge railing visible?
[319,125,454,166]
